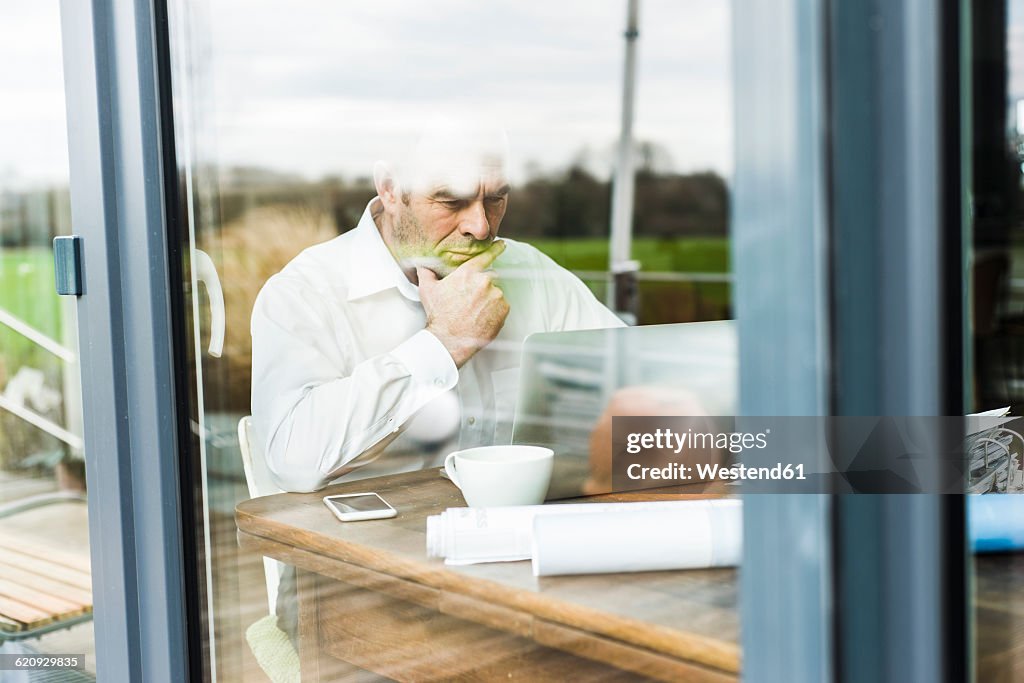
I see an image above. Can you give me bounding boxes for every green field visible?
[530,238,732,320]
[0,248,64,378]
[529,237,729,274]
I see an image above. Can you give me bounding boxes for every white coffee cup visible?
[443,445,554,507]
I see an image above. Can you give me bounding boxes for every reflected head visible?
[373,115,511,277]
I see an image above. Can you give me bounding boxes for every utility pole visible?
[609,0,641,322]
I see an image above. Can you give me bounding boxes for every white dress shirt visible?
[250,198,623,492]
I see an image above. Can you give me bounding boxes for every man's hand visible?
[417,240,510,368]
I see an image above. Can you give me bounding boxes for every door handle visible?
[193,249,224,358]
[53,236,84,296]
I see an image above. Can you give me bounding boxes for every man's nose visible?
[458,201,491,241]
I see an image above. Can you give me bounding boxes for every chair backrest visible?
[238,416,283,499]
[238,415,282,615]
[238,416,260,500]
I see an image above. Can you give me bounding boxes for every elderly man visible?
[250,120,622,493]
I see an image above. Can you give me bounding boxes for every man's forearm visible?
[256,330,458,492]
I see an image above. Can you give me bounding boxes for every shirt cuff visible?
[392,329,459,392]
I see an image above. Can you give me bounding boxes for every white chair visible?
[238,416,283,615]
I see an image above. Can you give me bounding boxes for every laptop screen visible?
[511,321,737,499]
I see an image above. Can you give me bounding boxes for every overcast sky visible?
[0,2,68,187]
[0,1,732,187]
[193,0,733,183]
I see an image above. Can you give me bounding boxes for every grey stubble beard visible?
[393,204,454,278]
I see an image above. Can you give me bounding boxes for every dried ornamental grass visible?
[198,204,338,411]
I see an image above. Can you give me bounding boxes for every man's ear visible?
[373,161,400,207]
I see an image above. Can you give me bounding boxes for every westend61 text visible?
[626,462,807,481]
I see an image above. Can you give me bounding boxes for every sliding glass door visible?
[162,1,737,679]
[58,0,1024,681]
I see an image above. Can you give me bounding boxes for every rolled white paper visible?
[427,501,690,564]
[425,499,742,571]
[531,499,742,576]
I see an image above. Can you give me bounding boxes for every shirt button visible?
[467,416,476,425]
[434,378,445,387]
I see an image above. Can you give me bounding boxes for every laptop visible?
[510,321,737,499]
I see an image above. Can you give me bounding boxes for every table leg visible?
[297,568,324,683]
[297,568,384,683]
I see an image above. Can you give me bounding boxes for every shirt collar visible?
[346,198,421,303]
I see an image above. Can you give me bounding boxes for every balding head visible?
[378,114,510,199]
[373,114,511,278]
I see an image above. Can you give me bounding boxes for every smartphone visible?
[323,492,397,522]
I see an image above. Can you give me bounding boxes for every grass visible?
[0,248,64,380]
[530,237,732,320]
[529,237,730,274]
[0,248,67,470]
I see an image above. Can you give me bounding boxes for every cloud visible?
[0,0,732,184]
[0,2,70,184]
[200,0,732,180]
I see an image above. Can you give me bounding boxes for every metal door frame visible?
[59,0,198,680]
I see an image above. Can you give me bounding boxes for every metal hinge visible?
[53,235,83,296]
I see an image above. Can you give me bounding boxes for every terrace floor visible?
[0,471,94,682]
[0,470,274,683]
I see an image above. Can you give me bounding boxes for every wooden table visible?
[236,469,1024,682]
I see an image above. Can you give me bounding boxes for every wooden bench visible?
[0,493,93,643]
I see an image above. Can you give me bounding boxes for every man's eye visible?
[441,200,463,209]
[485,196,506,205]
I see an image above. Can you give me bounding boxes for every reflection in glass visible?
[0,1,92,674]
[167,1,734,679]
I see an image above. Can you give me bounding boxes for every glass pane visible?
[0,2,94,676]
[969,2,1024,680]
[975,0,1024,419]
[167,1,736,680]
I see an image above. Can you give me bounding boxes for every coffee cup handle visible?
[443,452,462,490]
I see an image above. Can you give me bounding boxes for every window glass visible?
[0,2,93,673]
[167,1,735,679]
[968,3,1024,680]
